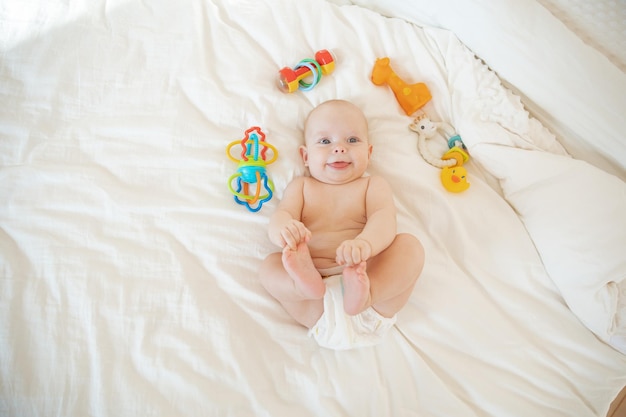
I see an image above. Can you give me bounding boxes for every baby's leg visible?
[347,233,424,317]
[282,242,326,299]
[259,242,325,328]
[342,262,371,316]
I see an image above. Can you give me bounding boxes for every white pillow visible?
[474,144,626,352]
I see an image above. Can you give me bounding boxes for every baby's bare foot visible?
[342,262,371,315]
[282,242,325,299]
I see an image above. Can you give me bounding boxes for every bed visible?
[1,0,625,416]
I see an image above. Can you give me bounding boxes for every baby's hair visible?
[304,99,369,137]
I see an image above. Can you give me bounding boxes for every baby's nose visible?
[333,145,346,153]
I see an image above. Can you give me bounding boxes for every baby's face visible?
[301,101,372,185]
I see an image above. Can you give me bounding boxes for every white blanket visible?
[1,0,625,416]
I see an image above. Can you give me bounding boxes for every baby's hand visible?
[279,220,312,251]
[336,239,372,266]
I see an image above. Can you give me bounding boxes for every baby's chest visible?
[301,183,367,228]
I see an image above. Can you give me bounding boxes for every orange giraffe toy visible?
[371,57,432,115]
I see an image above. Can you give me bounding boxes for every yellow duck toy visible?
[441,163,470,193]
[409,115,470,193]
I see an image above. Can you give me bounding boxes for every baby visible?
[259,99,424,349]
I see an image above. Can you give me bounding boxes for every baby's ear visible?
[299,145,309,166]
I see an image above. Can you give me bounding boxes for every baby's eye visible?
[347,137,360,143]
[319,138,331,144]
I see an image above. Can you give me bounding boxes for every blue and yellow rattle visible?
[226,126,278,212]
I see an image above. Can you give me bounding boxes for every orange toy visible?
[371,57,432,115]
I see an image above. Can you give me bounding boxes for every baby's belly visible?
[311,255,340,273]
[316,265,345,277]
[308,230,358,271]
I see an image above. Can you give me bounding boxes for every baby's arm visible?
[268,177,311,250]
[336,176,397,265]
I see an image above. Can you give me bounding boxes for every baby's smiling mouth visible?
[328,161,351,169]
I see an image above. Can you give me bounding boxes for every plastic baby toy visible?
[409,114,470,193]
[371,57,432,116]
[226,126,278,212]
[277,49,335,93]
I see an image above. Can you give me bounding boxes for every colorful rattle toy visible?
[226,126,278,212]
[371,57,432,116]
[409,114,470,193]
[277,49,336,93]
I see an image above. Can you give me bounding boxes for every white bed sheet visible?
[1,0,625,416]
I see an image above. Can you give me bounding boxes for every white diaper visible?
[308,274,397,350]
